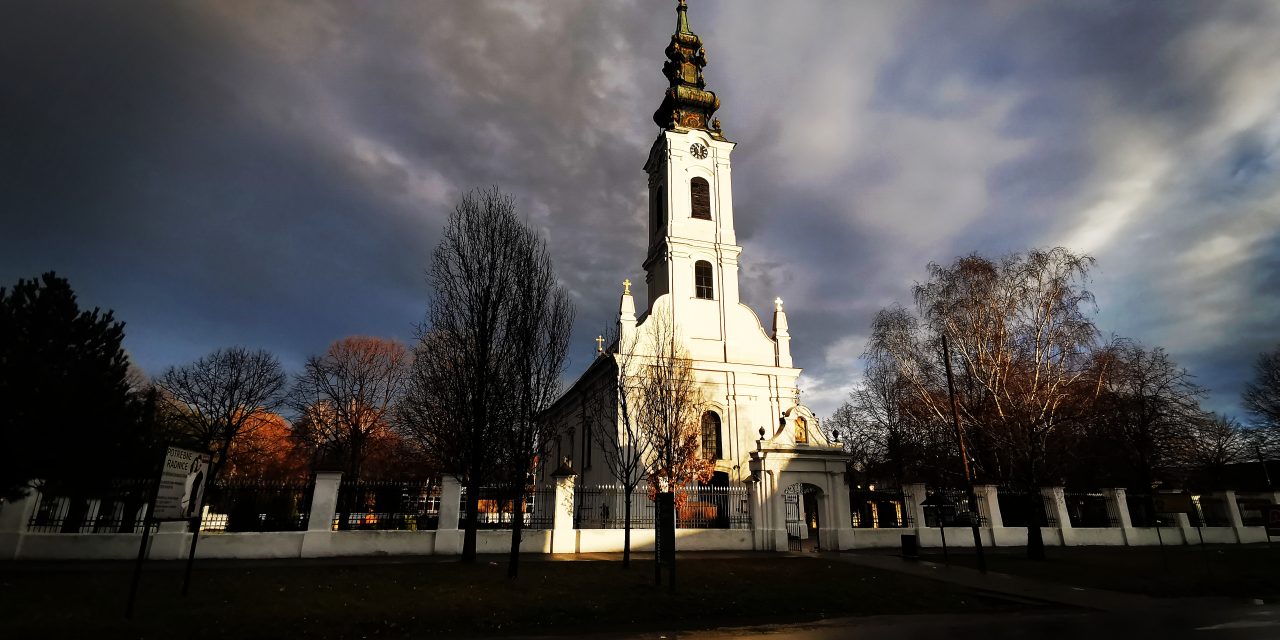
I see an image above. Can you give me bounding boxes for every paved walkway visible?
[831,550,1203,612]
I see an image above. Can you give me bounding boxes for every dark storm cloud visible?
[3,0,1278,419]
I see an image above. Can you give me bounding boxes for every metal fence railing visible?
[923,487,989,527]
[27,479,155,534]
[572,484,751,530]
[850,489,912,528]
[1237,498,1269,527]
[333,479,439,531]
[202,480,313,532]
[1125,494,1183,528]
[995,490,1055,527]
[1193,495,1233,528]
[677,484,751,529]
[458,486,555,530]
[574,484,653,529]
[1063,491,1121,528]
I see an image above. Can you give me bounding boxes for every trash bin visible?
[901,533,918,558]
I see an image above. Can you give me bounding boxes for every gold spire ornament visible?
[623,279,632,295]
[652,0,723,139]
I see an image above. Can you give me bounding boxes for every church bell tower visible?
[642,0,744,349]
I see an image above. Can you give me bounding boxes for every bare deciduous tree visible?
[399,188,574,570]
[291,336,411,479]
[587,324,657,570]
[156,347,287,484]
[1183,413,1244,488]
[1244,344,1280,440]
[498,230,573,579]
[1087,338,1205,488]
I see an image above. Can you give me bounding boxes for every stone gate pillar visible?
[0,487,40,560]
[828,467,854,551]
[433,477,463,555]
[550,463,577,554]
[1103,487,1133,545]
[1042,487,1073,546]
[903,483,927,531]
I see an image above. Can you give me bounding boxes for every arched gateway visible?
[748,406,853,552]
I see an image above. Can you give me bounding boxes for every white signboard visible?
[154,446,211,521]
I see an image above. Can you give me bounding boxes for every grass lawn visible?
[1,555,1022,639]
[915,543,1280,598]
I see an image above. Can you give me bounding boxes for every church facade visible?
[544,0,853,551]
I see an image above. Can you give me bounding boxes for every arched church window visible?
[701,411,722,460]
[694,261,714,299]
[690,177,711,220]
[795,417,808,444]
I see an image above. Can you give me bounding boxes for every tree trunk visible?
[507,486,525,579]
[462,477,480,563]
[623,488,632,569]
[1026,428,1046,560]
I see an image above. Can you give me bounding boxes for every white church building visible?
[544,0,854,552]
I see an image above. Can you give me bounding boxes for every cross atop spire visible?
[653,0,724,138]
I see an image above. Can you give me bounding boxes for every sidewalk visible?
[831,551,1181,612]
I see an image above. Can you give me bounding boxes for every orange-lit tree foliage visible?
[291,336,412,479]
[223,412,310,482]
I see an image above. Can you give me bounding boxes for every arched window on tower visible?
[690,177,711,220]
[701,411,722,460]
[694,261,714,299]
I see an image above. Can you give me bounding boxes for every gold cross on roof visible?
[596,335,605,353]
[623,279,632,295]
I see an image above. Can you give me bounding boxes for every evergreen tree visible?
[0,272,138,502]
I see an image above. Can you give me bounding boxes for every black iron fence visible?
[923,487,989,527]
[333,479,439,531]
[572,484,750,529]
[458,485,555,529]
[1193,495,1233,528]
[27,479,155,534]
[1124,494,1185,527]
[850,488,912,528]
[574,484,654,529]
[1063,491,1121,528]
[1238,498,1269,527]
[677,484,751,529]
[202,480,313,532]
[995,490,1055,527]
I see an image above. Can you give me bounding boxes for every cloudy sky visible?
[3,1,1278,421]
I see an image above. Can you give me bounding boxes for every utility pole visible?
[942,334,986,574]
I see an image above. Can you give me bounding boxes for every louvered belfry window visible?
[690,177,711,220]
[695,261,714,299]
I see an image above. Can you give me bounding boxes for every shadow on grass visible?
[0,556,1021,639]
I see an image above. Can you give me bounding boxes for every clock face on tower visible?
[690,143,708,159]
